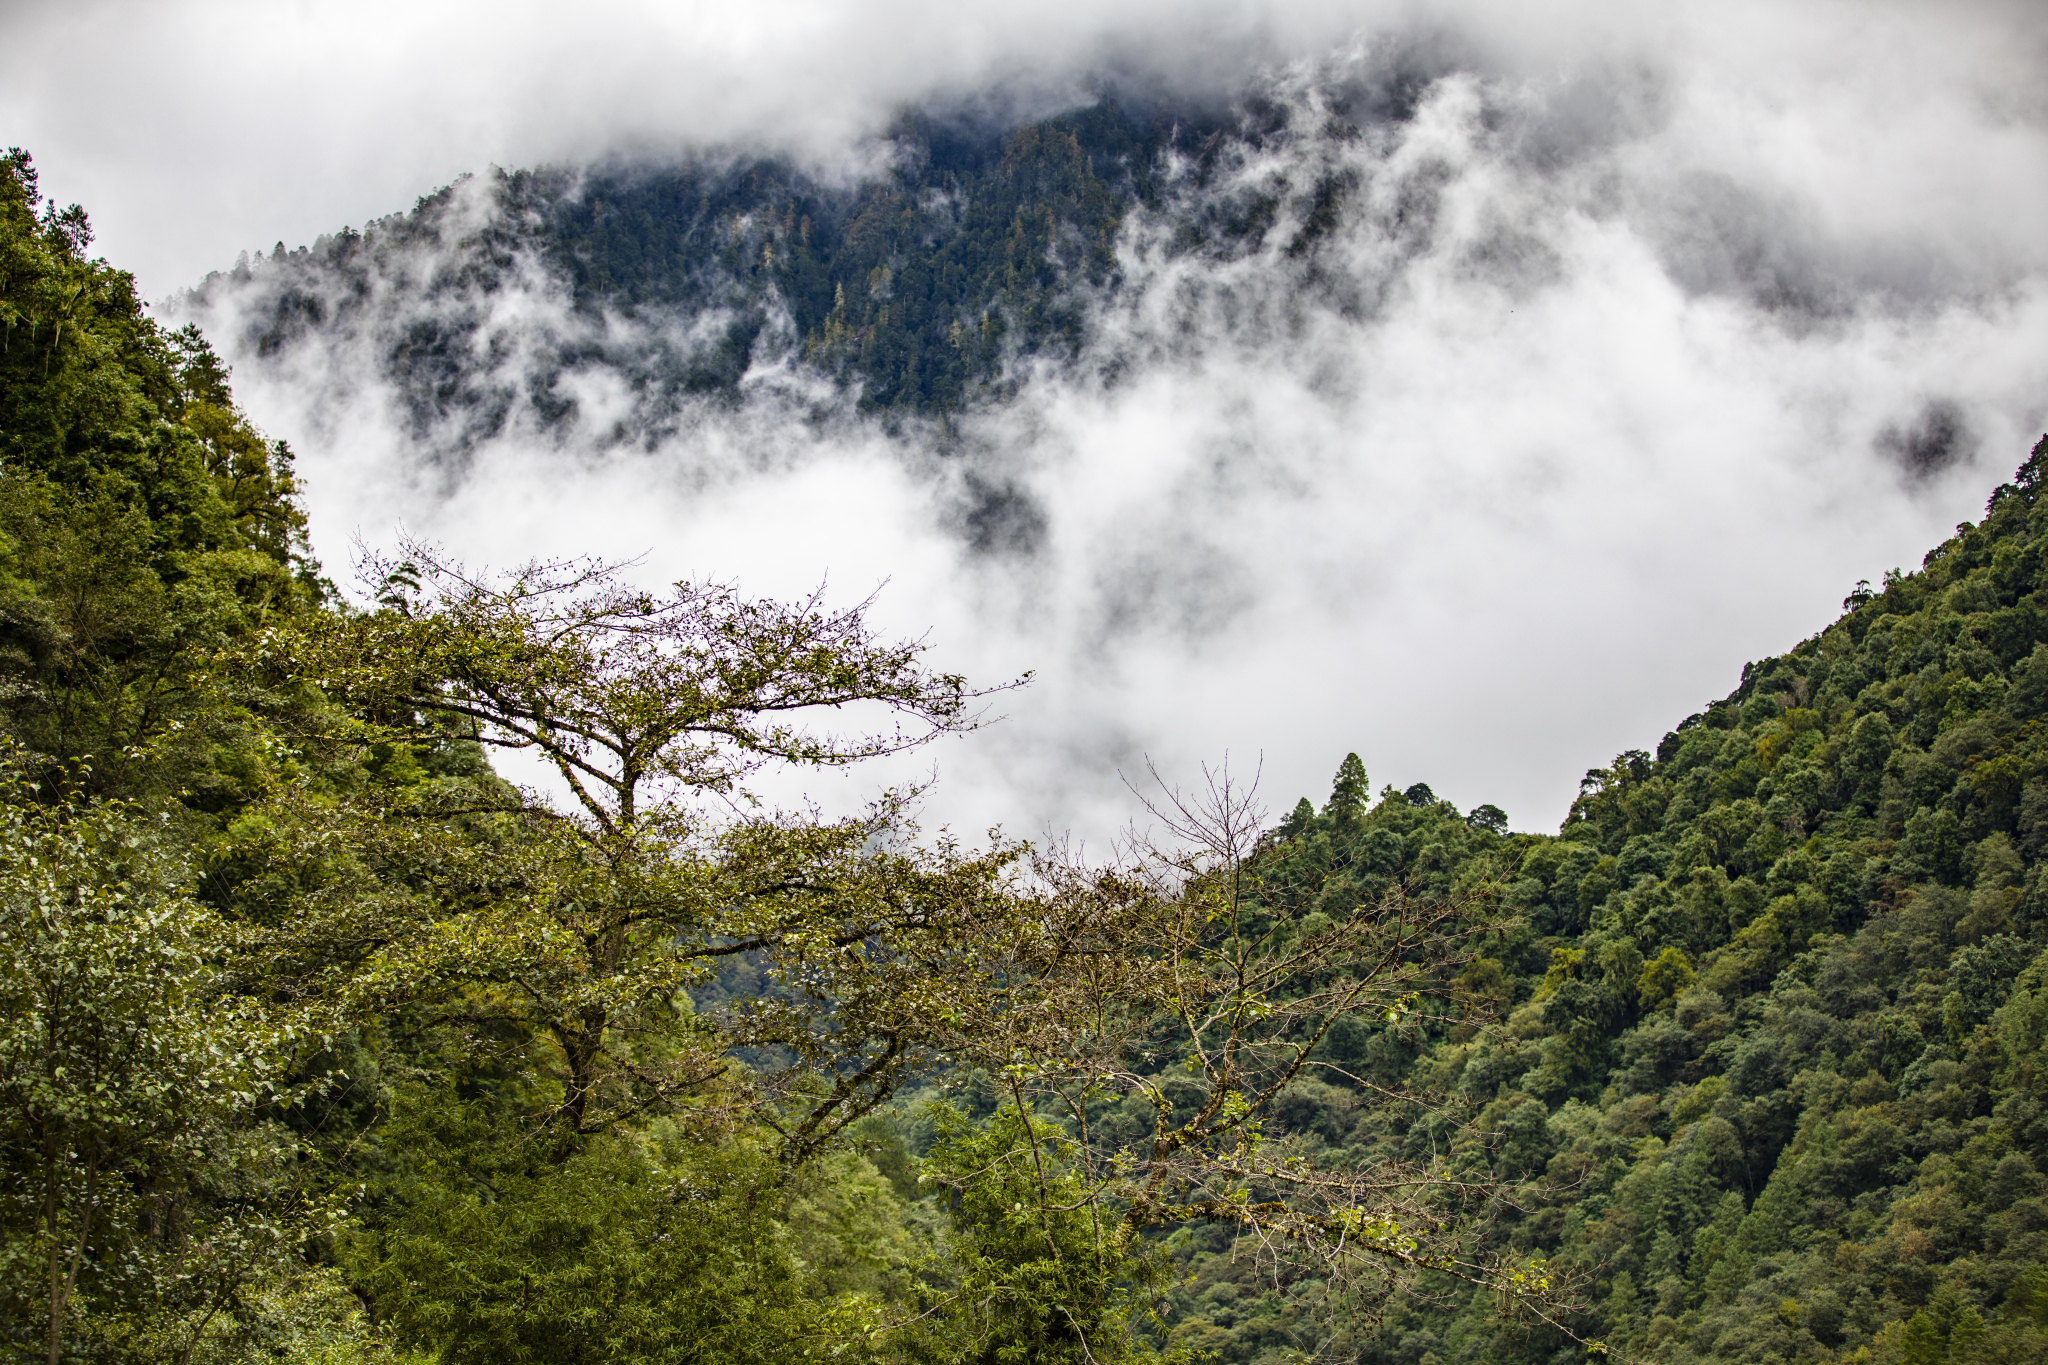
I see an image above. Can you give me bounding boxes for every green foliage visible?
[0,147,316,805]
[1638,947,1696,1011]
[903,773,1566,1364]
[918,1102,1175,1365]
[1204,435,2048,1365]
[350,1090,908,1365]
[0,754,345,1364]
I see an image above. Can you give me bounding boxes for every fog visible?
[11,2,2045,300]
[12,1,2048,839]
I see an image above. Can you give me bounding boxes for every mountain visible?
[173,80,1426,455]
[172,55,2048,855]
[12,59,2048,1365]
[177,54,1926,471]
[1195,441,2048,1365]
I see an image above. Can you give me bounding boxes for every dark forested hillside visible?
[185,98,1196,452]
[0,147,317,803]
[1184,442,2048,1365]
[171,71,1463,461]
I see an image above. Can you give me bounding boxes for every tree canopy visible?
[13,141,2048,1365]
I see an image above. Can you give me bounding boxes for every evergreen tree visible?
[1327,752,1368,819]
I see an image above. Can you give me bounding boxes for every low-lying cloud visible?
[12,1,2044,297]
[16,1,2048,838]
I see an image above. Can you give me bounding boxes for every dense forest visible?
[184,99,1184,453]
[9,138,2048,1365]
[174,78,1445,468]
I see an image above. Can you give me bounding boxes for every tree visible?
[1466,803,1509,836]
[222,543,1029,1157]
[348,1094,907,1365]
[0,753,331,1365]
[1636,946,1695,1011]
[1327,752,1368,819]
[919,764,1585,1356]
[916,1102,1177,1365]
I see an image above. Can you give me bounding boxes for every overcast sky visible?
[8,0,2048,840]
[13,0,2040,302]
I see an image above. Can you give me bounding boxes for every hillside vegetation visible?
[175,81,1432,461]
[1214,449,2048,1365]
[186,99,1185,450]
[9,141,2048,1365]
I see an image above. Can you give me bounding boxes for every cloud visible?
[11,0,2042,294]
[6,0,1334,294]
[17,1,2048,838]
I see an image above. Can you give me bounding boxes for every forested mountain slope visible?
[176,98,1194,452]
[0,147,317,803]
[13,130,2048,1365]
[1199,446,2048,1365]
[168,58,1589,466]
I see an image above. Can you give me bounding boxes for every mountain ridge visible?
[1212,437,2048,1365]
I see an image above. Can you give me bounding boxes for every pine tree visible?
[1326,752,1367,819]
